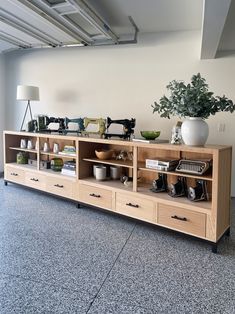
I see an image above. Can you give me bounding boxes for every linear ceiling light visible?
[0,8,61,46]
[17,0,91,45]
[68,0,119,43]
[38,0,94,42]
[42,0,67,6]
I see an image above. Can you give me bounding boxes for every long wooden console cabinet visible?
[3,130,232,252]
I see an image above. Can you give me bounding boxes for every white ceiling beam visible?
[200,0,231,59]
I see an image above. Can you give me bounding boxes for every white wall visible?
[5,31,235,194]
[0,54,5,172]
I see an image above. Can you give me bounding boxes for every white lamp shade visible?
[17,85,40,101]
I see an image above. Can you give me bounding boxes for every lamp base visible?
[20,100,33,131]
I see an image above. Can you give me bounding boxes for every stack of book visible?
[61,160,76,177]
[59,145,76,156]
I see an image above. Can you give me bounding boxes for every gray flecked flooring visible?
[0,180,234,314]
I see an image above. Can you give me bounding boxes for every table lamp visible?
[17,85,40,131]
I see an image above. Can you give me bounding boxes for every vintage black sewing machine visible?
[26,115,66,133]
[104,117,136,140]
[27,115,85,134]
[37,116,66,133]
[64,117,85,134]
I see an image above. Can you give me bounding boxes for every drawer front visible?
[79,184,112,209]
[158,204,206,237]
[116,193,155,223]
[5,165,25,184]
[25,171,46,190]
[46,176,75,199]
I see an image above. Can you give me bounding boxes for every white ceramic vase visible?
[181,117,209,146]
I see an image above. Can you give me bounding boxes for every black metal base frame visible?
[4,180,231,253]
[210,227,230,253]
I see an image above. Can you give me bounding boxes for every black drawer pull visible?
[126,202,139,208]
[10,173,18,176]
[89,193,101,198]
[54,184,64,188]
[30,178,39,182]
[171,215,187,221]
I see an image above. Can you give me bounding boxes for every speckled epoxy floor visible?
[0,180,234,314]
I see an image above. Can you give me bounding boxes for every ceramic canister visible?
[95,166,106,181]
[110,166,121,180]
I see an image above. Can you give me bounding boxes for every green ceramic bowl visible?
[140,131,161,140]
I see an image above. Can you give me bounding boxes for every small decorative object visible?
[95,165,107,181]
[53,143,59,154]
[50,158,63,172]
[95,149,114,160]
[150,174,168,193]
[40,160,51,169]
[17,151,28,164]
[28,158,37,167]
[175,159,212,175]
[120,175,133,187]
[140,131,160,140]
[27,140,34,149]
[116,150,133,161]
[43,142,50,152]
[104,117,136,140]
[152,73,235,146]
[127,151,133,161]
[188,180,209,202]
[20,139,27,149]
[171,121,183,145]
[116,150,128,161]
[110,166,121,180]
[168,177,187,197]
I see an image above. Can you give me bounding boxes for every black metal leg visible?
[77,203,81,208]
[212,243,218,254]
[225,227,230,237]
[4,180,8,186]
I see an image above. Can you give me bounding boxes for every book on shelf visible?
[59,151,76,156]
[132,138,169,144]
[63,160,76,168]
[59,145,76,156]
[63,164,76,170]
[61,169,76,177]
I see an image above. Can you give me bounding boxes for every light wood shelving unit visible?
[3,130,232,252]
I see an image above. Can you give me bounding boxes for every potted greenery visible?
[152,73,235,145]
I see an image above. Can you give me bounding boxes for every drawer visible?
[25,171,46,190]
[46,176,76,199]
[5,165,25,184]
[116,193,155,223]
[158,204,206,237]
[79,184,112,210]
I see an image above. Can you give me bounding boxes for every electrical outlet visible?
[217,123,225,132]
